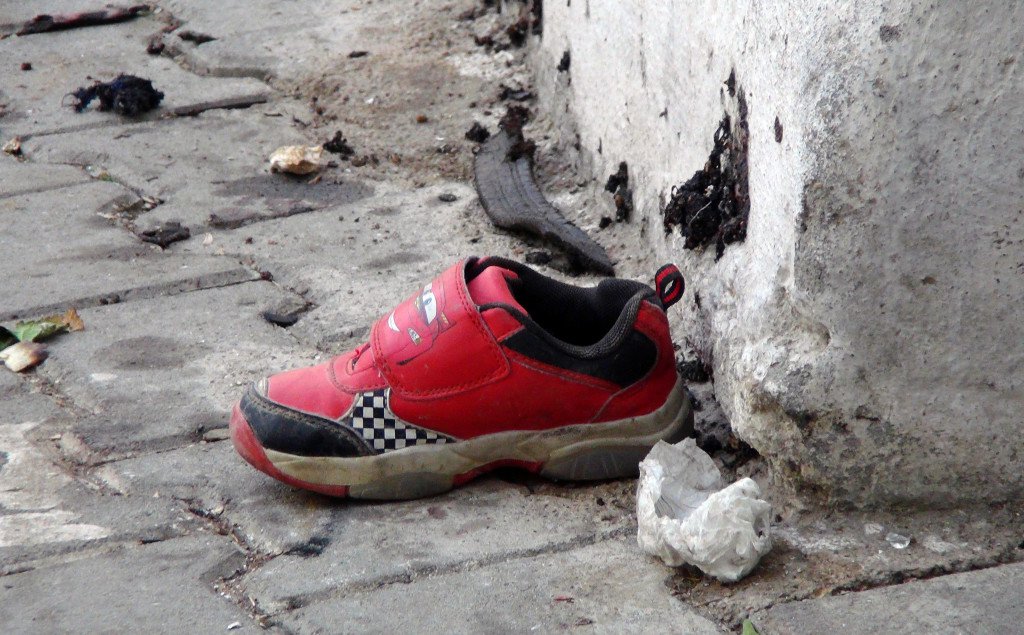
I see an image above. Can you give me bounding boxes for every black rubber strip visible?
[473,131,614,276]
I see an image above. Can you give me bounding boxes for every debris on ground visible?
[260,311,299,327]
[323,131,354,158]
[677,357,712,383]
[69,74,164,116]
[269,145,324,175]
[0,342,48,372]
[166,94,268,118]
[598,216,613,229]
[886,532,912,549]
[146,35,165,55]
[497,84,534,102]
[3,137,23,157]
[348,50,369,58]
[11,5,149,37]
[499,106,537,162]
[474,107,614,275]
[506,0,542,46]
[438,192,458,203]
[350,154,379,168]
[663,104,750,259]
[604,161,633,222]
[465,122,490,143]
[525,250,552,265]
[261,299,309,328]
[637,438,772,582]
[177,29,216,44]
[1,309,85,372]
[557,50,571,73]
[20,62,33,71]
[139,221,191,248]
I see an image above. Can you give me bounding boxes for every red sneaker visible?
[230,257,692,499]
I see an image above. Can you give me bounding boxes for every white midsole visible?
[266,375,689,487]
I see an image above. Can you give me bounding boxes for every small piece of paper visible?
[269,145,324,175]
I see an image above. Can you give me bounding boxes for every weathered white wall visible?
[534,1,1024,507]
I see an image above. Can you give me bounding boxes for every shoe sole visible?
[230,376,693,500]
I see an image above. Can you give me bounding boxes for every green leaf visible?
[12,320,64,342]
[7,309,85,343]
[742,620,760,635]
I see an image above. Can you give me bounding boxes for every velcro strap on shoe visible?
[371,260,510,398]
[655,264,685,309]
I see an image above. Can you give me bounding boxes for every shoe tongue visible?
[467,266,526,314]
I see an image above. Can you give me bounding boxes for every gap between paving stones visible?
[158,38,272,82]
[672,510,1024,628]
[0,267,259,322]
[247,525,636,617]
[174,495,277,628]
[0,178,90,201]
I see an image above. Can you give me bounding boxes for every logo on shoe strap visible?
[346,390,453,452]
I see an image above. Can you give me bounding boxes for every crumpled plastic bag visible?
[637,438,772,582]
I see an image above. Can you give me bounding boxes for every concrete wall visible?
[533,1,1024,507]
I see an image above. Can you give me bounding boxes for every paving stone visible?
[175,181,534,353]
[0,180,257,320]
[0,371,55,422]
[237,480,637,614]
[276,537,722,634]
[35,281,321,455]
[0,534,257,632]
[110,438,640,613]
[0,380,194,570]
[20,111,374,232]
[754,562,1024,635]
[114,441,339,557]
[0,160,89,199]
[0,11,270,137]
[156,0,370,80]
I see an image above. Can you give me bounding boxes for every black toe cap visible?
[239,385,374,458]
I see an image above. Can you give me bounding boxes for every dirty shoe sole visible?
[231,377,693,500]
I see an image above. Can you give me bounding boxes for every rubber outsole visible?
[230,377,693,500]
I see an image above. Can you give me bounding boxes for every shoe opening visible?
[468,257,654,349]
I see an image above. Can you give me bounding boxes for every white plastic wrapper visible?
[637,439,772,582]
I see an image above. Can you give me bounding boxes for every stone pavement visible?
[1,1,1021,633]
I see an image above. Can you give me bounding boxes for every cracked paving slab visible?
[0,379,196,571]
[0,179,257,321]
[275,537,723,634]
[34,281,321,457]
[19,111,374,234]
[753,561,1024,634]
[0,534,257,632]
[0,8,270,138]
[109,439,645,615]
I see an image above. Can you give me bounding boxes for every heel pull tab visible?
[654,264,685,309]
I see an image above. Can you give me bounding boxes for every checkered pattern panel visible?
[347,390,453,452]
